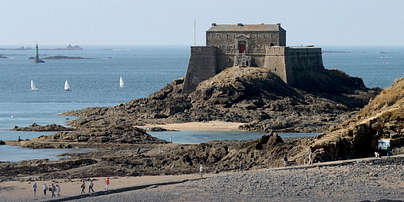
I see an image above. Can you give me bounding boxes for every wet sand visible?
[139,121,244,131]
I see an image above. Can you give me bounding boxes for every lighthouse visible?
[34,44,45,63]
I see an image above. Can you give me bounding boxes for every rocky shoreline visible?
[1,131,310,182]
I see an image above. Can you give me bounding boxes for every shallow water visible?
[0,45,403,161]
[149,131,316,144]
[0,145,95,162]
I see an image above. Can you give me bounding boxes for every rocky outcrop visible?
[64,67,379,132]
[21,124,168,149]
[0,140,5,145]
[306,77,404,162]
[11,123,74,132]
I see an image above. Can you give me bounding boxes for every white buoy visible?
[64,80,71,91]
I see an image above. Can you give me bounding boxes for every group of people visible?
[375,145,392,158]
[32,182,61,198]
[80,179,96,194]
[32,177,111,199]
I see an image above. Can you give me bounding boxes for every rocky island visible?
[64,24,380,133]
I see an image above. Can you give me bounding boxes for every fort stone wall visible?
[183,46,218,93]
[264,46,324,85]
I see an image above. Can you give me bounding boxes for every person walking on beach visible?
[239,160,243,171]
[199,164,204,178]
[56,184,61,197]
[374,146,381,158]
[283,156,289,167]
[386,145,391,157]
[105,177,110,191]
[32,182,37,197]
[43,184,48,196]
[50,184,56,198]
[308,146,313,165]
[80,181,86,194]
[88,179,95,193]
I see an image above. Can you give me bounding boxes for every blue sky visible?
[1,0,403,46]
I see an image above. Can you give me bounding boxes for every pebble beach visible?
[2,155,401,202]
[75,156,404,202]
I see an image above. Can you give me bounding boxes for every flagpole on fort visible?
[193,17,196,46]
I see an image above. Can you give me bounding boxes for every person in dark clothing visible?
[80,181,86,194]
[50,184,56,198]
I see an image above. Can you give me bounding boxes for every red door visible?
[239,44,246,53]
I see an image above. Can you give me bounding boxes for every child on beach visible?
[32,182,37,197]
[105,177,110,191]
[199,164,203,178]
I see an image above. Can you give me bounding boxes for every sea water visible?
[0,45,403,161]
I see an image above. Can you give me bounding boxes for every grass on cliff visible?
[358,77,404,118]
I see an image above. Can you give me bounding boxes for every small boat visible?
[31,80,38,91]
[120,76,125,88]
[64,80,71,91]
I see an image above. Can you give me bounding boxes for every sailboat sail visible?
[31,80,38,91]
[64,80,71,91]
[120,76,124,88]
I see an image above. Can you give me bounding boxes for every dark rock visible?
[11,123,75,132]
[23,124,167,148]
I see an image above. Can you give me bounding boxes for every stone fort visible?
[183,23,324,93]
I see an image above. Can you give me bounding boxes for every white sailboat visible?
[119,76,125,88]
[64,80,71,91]
[31,80,38,91]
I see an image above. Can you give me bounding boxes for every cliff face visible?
[65,67,379,133]
[308,77,404,161]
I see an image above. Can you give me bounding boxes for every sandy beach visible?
[0,174,207,201]
[138,121,244,131]
[1,155,403,202]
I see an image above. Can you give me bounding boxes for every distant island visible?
[323,50,352,53]
[0,44,83,51]
[54,44,83,50]
[29,55,93,60]
[0,54,7,59]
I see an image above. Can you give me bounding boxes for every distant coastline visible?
[0,44,83,51]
